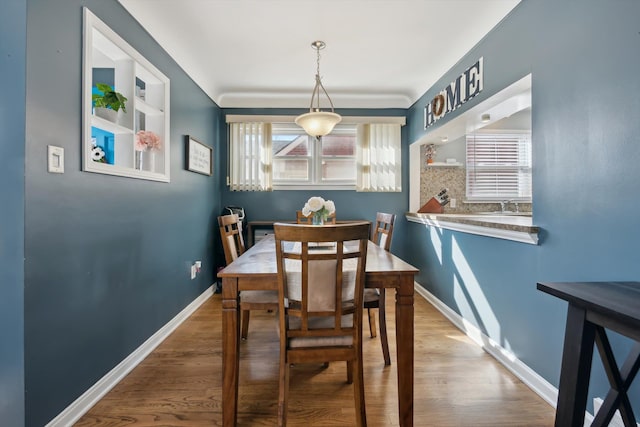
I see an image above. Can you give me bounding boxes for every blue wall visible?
[0,0,26,425]
[21,0,222,425]
[405,0,640,413]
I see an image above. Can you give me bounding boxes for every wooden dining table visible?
[217,232,419,426]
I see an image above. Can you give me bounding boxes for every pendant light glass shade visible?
[295,41,342,138]
[295,111,342,138]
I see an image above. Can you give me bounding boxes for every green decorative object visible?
[92,83,128,113]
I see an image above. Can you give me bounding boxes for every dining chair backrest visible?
[296,210,312,224]
[218,214,245,265]
[372,212,396,251]
[273,222,370,349]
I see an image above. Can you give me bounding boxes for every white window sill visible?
[406,212,539,245]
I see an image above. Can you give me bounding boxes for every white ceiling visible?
[119,0,520,109]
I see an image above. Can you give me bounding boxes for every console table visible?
[537,281,640,427]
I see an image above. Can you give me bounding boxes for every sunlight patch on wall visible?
[430,226,443,265]
[451,236,501,340]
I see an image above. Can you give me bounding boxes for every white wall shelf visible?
[134,98,163,116]
[82,8,170,183]
[91,115,133,135]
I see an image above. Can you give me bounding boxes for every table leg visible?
[395,275,414,427]
[222,277,240,426]
[555,304,596,427]
[592,335,640,427]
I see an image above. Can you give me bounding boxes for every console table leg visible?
[592,336,640,427]
[555,304,595,427]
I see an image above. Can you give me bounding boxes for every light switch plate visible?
[48,145,64,173]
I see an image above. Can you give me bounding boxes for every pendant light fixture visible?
[295,41,342,138]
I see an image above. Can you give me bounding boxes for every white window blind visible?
[466,132,531,201]
[356,123,402,192]
[228,123,272,191]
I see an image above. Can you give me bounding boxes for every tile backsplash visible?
[419,145,531,214]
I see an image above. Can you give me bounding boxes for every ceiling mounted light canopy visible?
[295,41,341,138]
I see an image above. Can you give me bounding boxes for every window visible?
[226,115,404,192]
[272,123,356,187]
[466,131,532,201]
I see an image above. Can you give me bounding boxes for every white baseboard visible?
[414,284,559,405]
[46,285,214,427]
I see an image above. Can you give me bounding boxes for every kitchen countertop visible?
[405,212,539,245]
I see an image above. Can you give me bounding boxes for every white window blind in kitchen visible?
[466,131,532,201]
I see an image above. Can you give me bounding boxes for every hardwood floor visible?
[75,292,555,426]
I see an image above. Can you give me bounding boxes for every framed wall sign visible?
[186,135,212,176]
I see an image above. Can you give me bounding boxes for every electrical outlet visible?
[190,264,197,279]
[450,198,457,208]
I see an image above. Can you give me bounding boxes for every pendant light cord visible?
[309,42,335,113]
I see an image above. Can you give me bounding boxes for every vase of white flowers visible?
[302,196,336,225]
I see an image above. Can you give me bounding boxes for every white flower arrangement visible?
[302,196,336,223]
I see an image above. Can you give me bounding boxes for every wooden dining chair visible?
[364,212,396,366]
[274,222,370,427]
[295,210,312,224]
[218,214,278,340]
[295,210,337,224]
